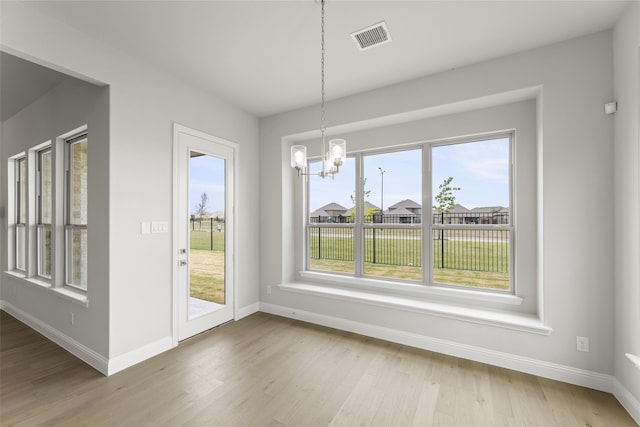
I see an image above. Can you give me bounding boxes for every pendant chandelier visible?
[291,0,346,178]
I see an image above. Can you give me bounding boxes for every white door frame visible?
[172,123,239,345]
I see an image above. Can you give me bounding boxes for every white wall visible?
[1,1,260,372]
[260,31,616,383]
[613,0,640,420]
[1,77,109,358]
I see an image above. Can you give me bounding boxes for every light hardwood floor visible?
[1,310,636,426]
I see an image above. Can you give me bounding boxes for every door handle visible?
[179,260,188,266]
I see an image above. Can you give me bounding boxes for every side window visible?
[307,157,355,274]
[37,147,53,279]
[6,128,89,297]
[430,136,512,291]
[14,156,27,272]
[65,134,88,290]
[362,149,422,281]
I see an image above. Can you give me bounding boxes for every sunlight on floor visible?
[189,297,223,319]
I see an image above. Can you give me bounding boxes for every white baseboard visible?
[107,336,173,376]
[259,302,614,393]
[236,302,259,320]
[106,301,259,374]
[1,300,174,376]
[614,378,640,425]
[1,300,109,375]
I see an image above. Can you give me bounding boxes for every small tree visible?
[433,177,460,223]
[350,178,372,206]
[194,192,209,230]
[348,178,374,222]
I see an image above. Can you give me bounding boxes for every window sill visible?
[4,270,27,280]
[299,270,523,306]
[51,287,88,306]
[281,279,551,335]
[3,271,88,307]
[24,277,52,289]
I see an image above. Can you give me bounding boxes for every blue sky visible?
[309,137,510,212]
[189,154,225,214]
[432,137,510,209]
[188,137,510,214]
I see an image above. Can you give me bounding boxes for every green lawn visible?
[190,229,510,294]
[191,230,225,251]
[189,231,225,304]
[309,230,510,290]
[309,258,508,290]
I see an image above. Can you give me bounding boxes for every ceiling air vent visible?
[351,21,392,51]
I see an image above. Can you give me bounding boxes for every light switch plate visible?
[151,221,169,233]
[140,221,151,234]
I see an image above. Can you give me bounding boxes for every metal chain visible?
[320,0,326,136]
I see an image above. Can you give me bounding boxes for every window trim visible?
[302,131,515,297]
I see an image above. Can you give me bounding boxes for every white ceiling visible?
[10,1,633,118]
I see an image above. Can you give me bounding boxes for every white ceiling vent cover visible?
[351,21,392,51]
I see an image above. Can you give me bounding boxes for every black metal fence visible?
[308,210,510,273]
[190,217,225,251]
[432,228,509,273]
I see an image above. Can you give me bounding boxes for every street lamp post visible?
[379,167,386,221]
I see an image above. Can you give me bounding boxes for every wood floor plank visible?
[1,310,636,426]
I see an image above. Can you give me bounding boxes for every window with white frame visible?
[65,133,88,290]
[307,156,356,274]
[12,156,28,272]
[305,133,513,293]
[36,147,53,279]
[6,128,89,299]
[430,136,512,291]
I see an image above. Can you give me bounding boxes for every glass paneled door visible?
[175,125,235,341]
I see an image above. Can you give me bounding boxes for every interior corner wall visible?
[1,1,260,370]
[260,30,615,377]
[613,0,640,418]
[0,77,110,360]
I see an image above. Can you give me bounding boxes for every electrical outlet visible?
[69,312,75,325]
[577,336,589,352]
[266,285,272,295]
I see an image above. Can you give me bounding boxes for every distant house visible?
[310,202,348,223]
[432,204,510,224]
[346,201,381,222]
[310,200,509,225]
[346,201,380,215]
[387,199,421,223]
[471,206,509,224]
[190,211,225,222]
